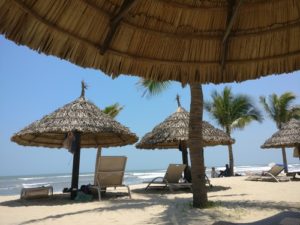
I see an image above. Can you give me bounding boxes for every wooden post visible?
[179,141,191,182]
[70,131,81,200]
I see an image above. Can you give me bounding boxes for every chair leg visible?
[145,182,151,191]
[97,188,101,201]
[127,186,132,199]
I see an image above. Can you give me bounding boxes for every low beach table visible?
[20,186,53,200]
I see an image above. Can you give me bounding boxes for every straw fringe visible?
[1,0,299,84]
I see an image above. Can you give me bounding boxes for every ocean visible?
[1,163,299,196]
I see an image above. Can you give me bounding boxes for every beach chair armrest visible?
[149,177,164,183]
[145,177,167,190]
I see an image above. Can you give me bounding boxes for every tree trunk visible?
[225,127,234,176]
[281,146,288,173]
[189,84,208,208]
[228,144,234,176]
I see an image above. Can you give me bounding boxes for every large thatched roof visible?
[1,0,299,84]
[11,95,138,148]
[261,119,300,149]
[136,106,234,149]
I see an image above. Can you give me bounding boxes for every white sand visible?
[0,177,299,225]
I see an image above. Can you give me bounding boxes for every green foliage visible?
[205,86,263,134]
[260,92,300,129]
[102,103,124,118]
[137,79,172,98]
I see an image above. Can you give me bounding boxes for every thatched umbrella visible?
[261,119,300,171]
[1,0,299,207]
[11,82,138,199]
[136,96,234,181]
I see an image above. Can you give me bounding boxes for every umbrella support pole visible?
[70,131,81,200]
[179,142,191,182]
[281,146,288,173]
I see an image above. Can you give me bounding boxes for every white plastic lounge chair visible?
[246,164,290,182]
[144,164,192,191]
[20,186,53,199]
[91,156,131,201]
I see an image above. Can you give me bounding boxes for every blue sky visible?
[0,35,299,176]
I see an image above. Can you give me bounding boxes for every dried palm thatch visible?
[261,119,300,149]
[1,0,300,84]
[136,106,234,149]
[11,89,138,148]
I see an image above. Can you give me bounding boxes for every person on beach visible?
[211,167,218,178]
[218,164,230,177]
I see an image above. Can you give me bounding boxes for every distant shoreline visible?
[1,163,300,196]
[1,162,299,178]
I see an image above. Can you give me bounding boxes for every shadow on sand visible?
[1,186,299,225]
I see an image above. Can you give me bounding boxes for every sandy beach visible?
[0,177,299,225]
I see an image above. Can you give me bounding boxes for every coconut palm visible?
[260,92,300,172]
[205,86,263,176]
[138,78,208,207]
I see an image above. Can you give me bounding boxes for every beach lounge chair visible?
[246,164,290,182]
[20,186,53,200]
[286,171,300,179]
[91,156,131,201]
[144,164,192,191]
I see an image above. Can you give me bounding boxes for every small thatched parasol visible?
[261,119,300,170]
[136,96,234,180]
[261,119,300,149]
[136,107,234,148]
[11,81,138,199]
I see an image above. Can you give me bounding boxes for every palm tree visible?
[205,86,263,176]
[138,79,208,208]
[260,92,300,172]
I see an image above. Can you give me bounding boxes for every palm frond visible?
[103,103,124,118]
[260,92,299,129]
[206,86,262,133]
[136,79,171,98]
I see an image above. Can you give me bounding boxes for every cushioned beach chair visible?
[20,186,53,200]
[91,156,131,201]
[246,164,290,182]
[144,164,192,191]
